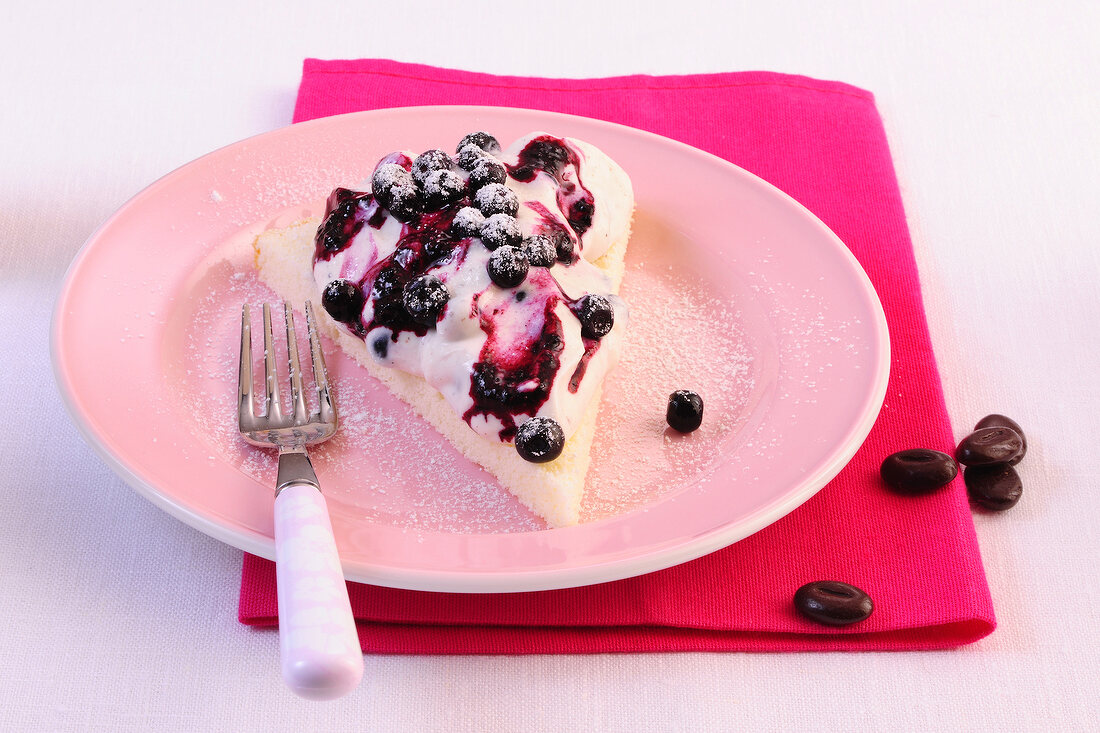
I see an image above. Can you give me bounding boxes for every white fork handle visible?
[273,482,363,700]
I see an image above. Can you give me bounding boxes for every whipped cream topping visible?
[312,132,633,444]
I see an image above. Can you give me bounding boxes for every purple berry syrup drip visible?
[312,137,608,442]
[465,268,565,440]
[506,135,596,241]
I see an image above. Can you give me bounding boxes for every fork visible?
[238,302,363,700]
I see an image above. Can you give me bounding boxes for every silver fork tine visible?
[283,303,309,425]
[238,305,256,429]
[305,301,336,424]
[261,304,283,422]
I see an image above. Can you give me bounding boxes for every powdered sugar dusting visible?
[169,204,777,534]
[474,183,519,216]
[582,259,757,520]
[173,232,539,535]
[480,212,521,243]
[372,162,410,190]
[452,206,485,234]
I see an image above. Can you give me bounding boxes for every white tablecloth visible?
[3,2,1097,730]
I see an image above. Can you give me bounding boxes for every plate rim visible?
[51,104,891,592]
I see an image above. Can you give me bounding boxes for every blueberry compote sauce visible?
[507,135,596,241]
[315,186,467,339]
[312,134,617,447]
[466,266,613,435]
[466,269,564,441]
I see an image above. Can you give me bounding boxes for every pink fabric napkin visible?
[239,59,996,653]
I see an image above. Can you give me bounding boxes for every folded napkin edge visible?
[239,610,996,653]
[301,58,875,104]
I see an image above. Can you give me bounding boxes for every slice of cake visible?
[254,131,633,527]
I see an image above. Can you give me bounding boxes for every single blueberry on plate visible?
[666,390,704,433]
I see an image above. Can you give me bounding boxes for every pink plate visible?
[51,106,889,592]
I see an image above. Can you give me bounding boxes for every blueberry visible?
[326,186,360,209]
[370,265,403,299]
[315,191,368,253]
[473,183,519,217]
[321,189,363,227]
[316,227,344,254]
[371,163,412,202]
[316,206,358,254]
[402,274,449,326]
[456,132,501,155]
[516,137,571,176]
[514,416,565,463]
[371,301,407,331]
[666,390,704,433]
[421,168,466,211]
[521,234,556,268]
[480,213,522,250]
[422,231,456,262]
[539,330,564,353]
[577,294,614,339]
[568,197,594,231]
[371,161,422,221]
[487,245,529,288]
[457,144,490,172]
[471,364,517,409]
[411,149,453,187]
[450,206,486,238]
[468,158,507,191]
[370,332,390,360]
[370,164,422,222]
[383,181,423,223]
[321,279,366,324]
[547,227,575,263]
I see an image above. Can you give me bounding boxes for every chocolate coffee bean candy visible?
[793,581,874,627]
[975,414,1027,465]
[964,464,1023,511]
[880,449,958,494]
[956,426,1024,466]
